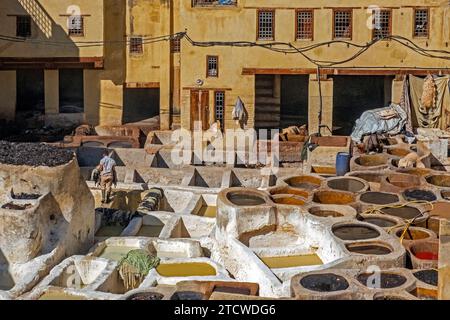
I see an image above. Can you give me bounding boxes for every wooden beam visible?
[242,67,450,76]
[0,57,104,69]
[124,82,160,88]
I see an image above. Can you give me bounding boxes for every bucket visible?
[336,152,351,176]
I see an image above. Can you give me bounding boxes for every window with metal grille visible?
[333,10,352,39]
[215,91,225,126]
[373,10,392,40]
[258,10,274,40]
[171,38,181,53]
[130,37,143,55]
[296,10,314,40]
[16,15,31,38]
[207,56,219,77]
[68,15,84,36]
[414,9,429,38]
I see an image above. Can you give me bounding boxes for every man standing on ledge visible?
[97,150,117,204]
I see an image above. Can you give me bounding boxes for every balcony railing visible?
[192,0,237,7]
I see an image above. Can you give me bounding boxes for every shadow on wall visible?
[0,249,15,291]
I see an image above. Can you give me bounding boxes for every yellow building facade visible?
[1,0,449,134]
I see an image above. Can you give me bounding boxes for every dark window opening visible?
[59,69,84,113]
[123,88,160,124]
[171,38,181,53]
[68,15,84,36]
[258,10,275,40]
[414,9,429,38]
[214,91,225,127]
[333,10,352,39]
[16,15,31,38]
[207,56,219,77]
[16,69,45,115]
[332,75,394,136]
[130,37,143,55]
[280,75,309,128]
[296,10,314,40]
[373,10,392,40]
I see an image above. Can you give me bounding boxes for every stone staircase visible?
[254,75,281,129]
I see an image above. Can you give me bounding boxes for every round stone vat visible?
[380,173,423,193]
[300,273,349,292]
[308,205,356,219]
[380,206,427,223]
[268,186,310,199]
[351,154,389,171]
[332,224,380,241]
[345,242,393,255]
[426,174,450,189]
[127,292,164,300]
[359,191,400,205]
[395,167,432,177]
[392,226,436,245]
[272,194,307,206]
[386,147,411,158]
[346,171,385,192]
[407,240,439,269]
[326,177,368,193]
[283,175,323,191]
[226,192,266,206]
[358,214,401,229]
[413,269,438,287]
[441,191,450,200]
[82,141,105,147]
[312,190,356,205]
[402,189,437,202]
[357,272,407,289]
[373,293,417,300]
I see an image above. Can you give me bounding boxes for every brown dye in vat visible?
[426,175,450,188]
[260,254,323,269]
[360,192,399,205]
[197,206,217,218]
[346,243,392,255]
[380,206,422,220]
[332,225,380,240]
[327,178,366,193]
[227,193,265,206]
[137,225,164,237]
[284,176,322,190]
[39,292,86,300]
[213,286,251,296]
[395,228,430,241]
[98,246,137,261]
[355,154,387,167]
[313,191,355,205]
[387,148,411,157]
[156,263,217,277]
[430,201,450,220]
[360,217,397,228]
[95,225,124,237]
[273,196,306,206]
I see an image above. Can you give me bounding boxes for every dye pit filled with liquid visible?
[197,206,217,218]
[95,225,124,237]
[38,292,86,300]
[156,263,217,277]
[259,254,323,269]
[137,225,164,237]
[98,246,138,261]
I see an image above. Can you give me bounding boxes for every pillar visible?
[0,71,16,121]
[44,70,59,115]
[159,1,171,130]
[273,75,281,99]
[439,219,450,300]
[308,74,333,136]
[84,70,100,125]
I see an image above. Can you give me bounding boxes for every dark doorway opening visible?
[16,69,45,115]
[123,88,160,124]
[332,75,394,135]
[59,69,84,113]
[281,75,309,128]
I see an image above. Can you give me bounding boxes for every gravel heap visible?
[0,141,74,167]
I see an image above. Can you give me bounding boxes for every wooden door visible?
[190,90,209,130]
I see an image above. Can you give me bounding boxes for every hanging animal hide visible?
[421,75,436,110]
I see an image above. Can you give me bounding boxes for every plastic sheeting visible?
[351,103,408,143]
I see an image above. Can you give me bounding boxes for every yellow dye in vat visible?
[137,225,164,237]
[95,225,124,237]
[197,206,217,218]
[156,263,217,277]
[39,292,86,300]
[98,246,137,261]
[260,254,323,269]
